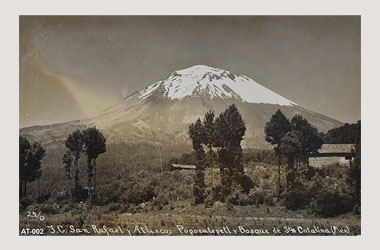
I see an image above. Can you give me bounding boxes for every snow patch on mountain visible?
[138,82,161,99]
[131,65,296,106]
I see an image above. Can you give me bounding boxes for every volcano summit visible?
[129,65,296,106]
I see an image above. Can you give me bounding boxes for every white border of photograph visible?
[1,0,379,249]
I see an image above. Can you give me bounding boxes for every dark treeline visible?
[323,120,361,144]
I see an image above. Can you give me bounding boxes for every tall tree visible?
[279,131,301,191]
[65,130,84,199]
[19,136,31,197]
[203,110,216,150]
[215,104,246,197]
[29,142,45,201]
[290,114,323,167]
[264,109,291,198]
[82,127,106,201]
[19,137,45,198]
[62,151,73,199]
[189,119,206,204]
[202,110,216,193]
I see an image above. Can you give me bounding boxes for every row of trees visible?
[265,110,323,197]
[323,120,361,144]
[189,104,248,204]
[63,127,106,203]
[19,137,45,198]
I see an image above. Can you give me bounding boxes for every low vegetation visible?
[19,107,361,235]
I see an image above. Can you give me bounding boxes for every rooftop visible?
[318,144,354,154]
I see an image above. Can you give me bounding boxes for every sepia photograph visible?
[18,15,361,236]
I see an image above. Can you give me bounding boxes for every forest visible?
[19,105,361,235]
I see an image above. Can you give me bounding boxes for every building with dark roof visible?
[309,144,354,168]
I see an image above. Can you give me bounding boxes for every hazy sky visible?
[20,16,360,126]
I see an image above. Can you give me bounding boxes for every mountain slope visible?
[20,65,343,149]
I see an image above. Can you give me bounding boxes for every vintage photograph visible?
[19,16,361,236]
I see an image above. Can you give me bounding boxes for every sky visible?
[19,16,360,127]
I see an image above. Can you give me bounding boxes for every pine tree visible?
[279,131,301,191]
[65,130,84,200]
[193,147,207,204]
[62,151,73,199]
[189,118,206,204]
[264,109,291,198]
[202,110,216,194]
[82,127,106,201]
[290,114,323,167]
[19,136,45,198]
[215,104,246,197]
[29,142,45,201]
[19,136,31,197]
[203,110,216,149]
[188,105,247,202]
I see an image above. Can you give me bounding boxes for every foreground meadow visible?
[20,162,360,236]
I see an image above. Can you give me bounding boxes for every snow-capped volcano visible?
[129,65,296,106]
[21,65,343,149]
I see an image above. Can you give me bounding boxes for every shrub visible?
[248,190,275,206]
[95,182,121,205]
[37,192,51,204]
[204,194,214,207]
[122,183,156,205]
[108,203,121,212]
[20,195,34,210]
[40,203,58,214]
[211,185,225,202]
[283,183,313,210]
[55,192,69,205]
[238,175,254,194]
[75,185,88,203]
[226,182,244,205]
[310,191,355,217]
[152,194,169,210]
[249,190,265,205]
[233,193,251,206]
